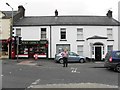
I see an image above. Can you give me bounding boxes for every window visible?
[60,28,66,40]
[92,46,94,55]
[77,28,83,40]
[0,41,8,56]
[56,44,70,54]
[16,28,21,36]
[103,46,104,54]
[107,28,113,40]
[77,45,83,56]
[107,45,113,52]
[115,52,120,58]
[41,28,46,40]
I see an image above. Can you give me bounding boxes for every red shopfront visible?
[15,40,48,59]
[18,40,48,58]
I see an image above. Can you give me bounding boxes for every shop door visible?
[28,45,35,58]
[95,47,101,61]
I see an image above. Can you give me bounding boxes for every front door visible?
[95,47,101,61]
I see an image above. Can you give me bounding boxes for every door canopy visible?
[93,42,104,45]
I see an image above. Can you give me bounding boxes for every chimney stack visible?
[18,5,25,17]
[106,10,112,18]
[55,10,58,16]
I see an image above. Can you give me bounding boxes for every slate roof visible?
[14,15,120,26]
[2,11,18,18]
[87,35,108,40]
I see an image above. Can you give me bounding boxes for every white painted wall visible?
[51,26,118,58]
[14,26,51,58]
[0,19,10,40]
[119,26,120,50]
[14,25,119,59]
[14,26,50,40]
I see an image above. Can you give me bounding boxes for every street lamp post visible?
[6,3,13,59]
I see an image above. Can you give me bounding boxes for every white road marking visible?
[27,85,33,88]
[19,68,22,71]
[9,72,12,74]
[71,67,80,73]
[32,82,37,85]
[1,75,3,77]
[27,79,40,88]
[32,79,40,85]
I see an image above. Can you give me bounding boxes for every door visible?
[95,47,101,61]
[28,45,35,58]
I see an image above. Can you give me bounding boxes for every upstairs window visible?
[41,28,46,40]
[77,28,83,40]
[60,28,66,40]
[107,28,113,40]
[16,28,21,36]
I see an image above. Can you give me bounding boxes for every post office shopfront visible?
[18,40,48,59]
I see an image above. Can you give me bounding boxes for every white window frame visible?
[107,45,113,52]
[41,28,46,40]
[60,28,66,40]
[77,28,83,40]
[16,28,21,36]
[77,45,83,56]
[107,28,113,40]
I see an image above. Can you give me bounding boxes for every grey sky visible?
[0,0,120,20]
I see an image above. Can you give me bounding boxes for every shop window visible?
[19,45,28,54]
[1,42,8,56]
[19,43,47,55]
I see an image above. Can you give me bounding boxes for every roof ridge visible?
[2,11,18,12]
[25,15,107,18]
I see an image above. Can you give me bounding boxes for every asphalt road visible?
[2,59,119,89]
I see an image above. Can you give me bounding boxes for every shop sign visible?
[39,40,48,44]
[22,40,48,45]
[22,41,39,44]
[29,41,39,44]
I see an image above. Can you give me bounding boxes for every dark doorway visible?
[28,45,35,58]
[95,47,101,61]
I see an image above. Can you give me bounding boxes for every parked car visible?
[104,51,120,72]
[54,52,86,64]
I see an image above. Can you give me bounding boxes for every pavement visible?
[30,83,118,88]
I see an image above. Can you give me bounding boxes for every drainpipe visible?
[50,25,52,58]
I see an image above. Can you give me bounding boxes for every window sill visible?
[60,39,67,41]
[76,40,85,41]
[107,40,114,41]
